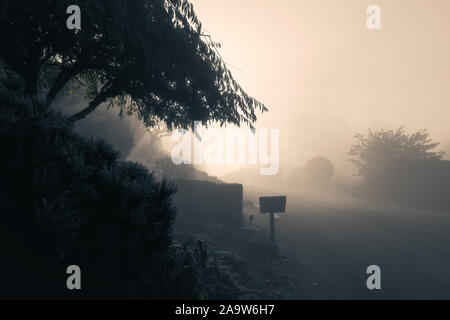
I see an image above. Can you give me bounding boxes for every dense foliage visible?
[348,127,445,179]
[0,73,176,298]
[0,0,268,299]
[0,0,266,128]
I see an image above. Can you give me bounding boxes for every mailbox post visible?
[269,211,276,243]
[259,196,287,244]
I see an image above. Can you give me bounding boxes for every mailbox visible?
[259,196,286,214]
[258,196,287,245]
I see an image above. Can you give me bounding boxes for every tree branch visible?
[46,67,79,105]
[69,84,120,122]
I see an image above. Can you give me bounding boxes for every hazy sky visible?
[186,0,450,176]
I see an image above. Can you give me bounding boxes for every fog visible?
[4,0,450,300]
[187,0,450,178]
[48,3,450,299]
[72,0,450,187]
[60,0,450,201]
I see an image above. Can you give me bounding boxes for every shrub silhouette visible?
[287,156,334,191]
[348,127,444,180]
[0,75,176,299]
[304,156,334,190]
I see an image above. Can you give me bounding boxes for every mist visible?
[3,0,450,301]
[60,1,450,193]
[188,0,450,178]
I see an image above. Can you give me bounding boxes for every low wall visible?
[173,179,243,228]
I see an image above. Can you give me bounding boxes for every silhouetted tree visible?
[0,0,266,129]
[0,0,267,298]
[287,156,333,191]
[304,156,334,190]
[348,127,445,179]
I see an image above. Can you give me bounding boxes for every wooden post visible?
[269,212,275,244]
[259,196,286,245]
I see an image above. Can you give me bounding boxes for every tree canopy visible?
[348,127,445,179]
[0,0,267,129]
